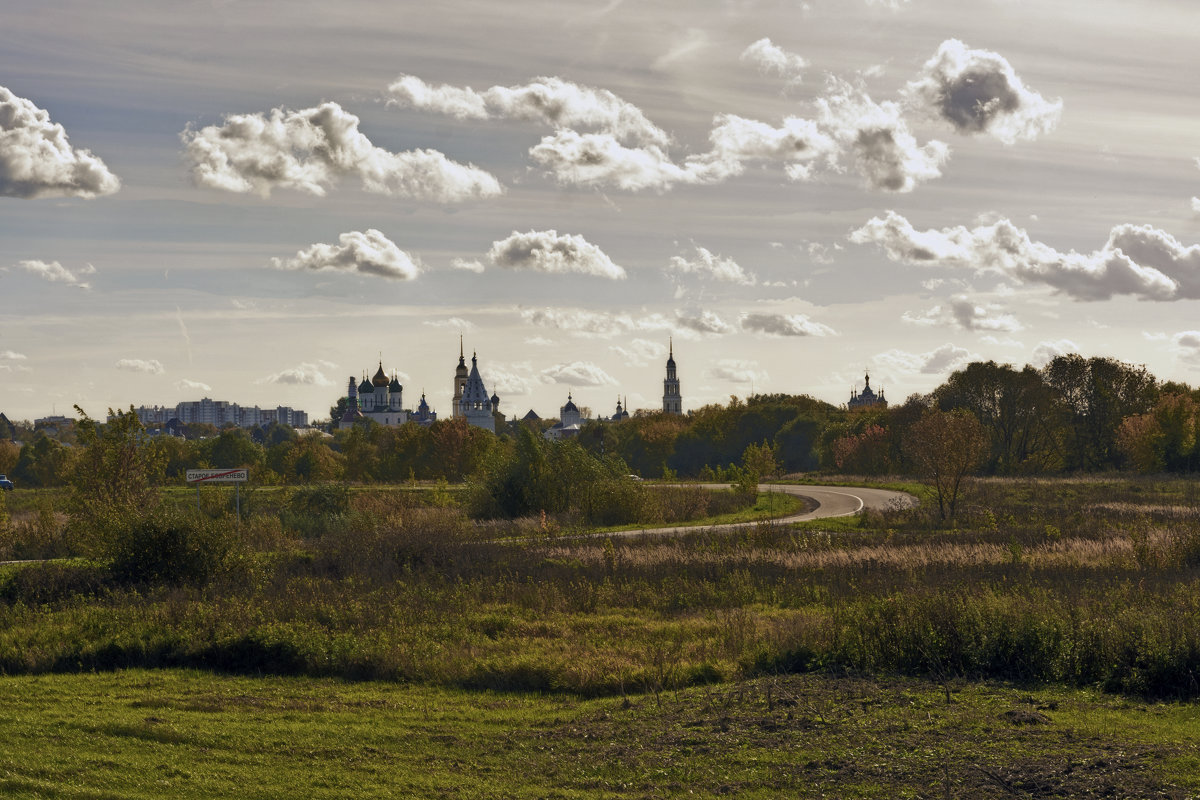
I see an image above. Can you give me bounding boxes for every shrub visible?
[0,561,109,604]
[108,509,242,586]
[279,484,351,537]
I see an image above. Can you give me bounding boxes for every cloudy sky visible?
[1,0,1197,423]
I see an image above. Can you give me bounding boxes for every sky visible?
[1,0,1198,424]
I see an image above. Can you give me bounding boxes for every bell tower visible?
[662,338,682,415]
[452,335,468,419]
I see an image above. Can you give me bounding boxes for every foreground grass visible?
[0,669,1195,799]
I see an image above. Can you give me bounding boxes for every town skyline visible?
[1,1,1198,423]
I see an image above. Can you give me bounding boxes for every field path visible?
[601,482,917,538]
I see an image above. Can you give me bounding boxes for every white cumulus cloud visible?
[610,338,667,367]
[182,101,502,202]
[260,363,333,386]
[0,86,120,199]
[851,210,1200,302]
[740,312,836,337]
[706,359,768,384]
[817,80,949,193]
[740,38,808,85]
[488,230,625,279]
[676,309,734,335]
[115,358,164,375]
[175,379,212,392]
[270,229,420,280]
[875,343,975,375]
[388,75,668,146]
[1031,339,1079,367]
[906,39,1062,144]
[668,246,755,285]
[902,296,1022,332]
[541,361,618,387]
[17,259,93,289]
[530,130,701,192]
[450,257,485,273]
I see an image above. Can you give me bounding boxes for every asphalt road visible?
[603,482,917,538]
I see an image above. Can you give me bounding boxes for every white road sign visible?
[186,469,249,483]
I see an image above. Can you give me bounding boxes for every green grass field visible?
[6,476,1200,795]
[1,669,1196,799]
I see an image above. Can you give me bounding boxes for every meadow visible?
[2,668,1197,798]
[3,475,1200,795]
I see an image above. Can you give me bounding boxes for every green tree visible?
[1042,355,1156,471]
[68,406,166,552]
[741,440,779,480]
[935,361,1063,474]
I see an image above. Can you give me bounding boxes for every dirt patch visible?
[530,674,1191,798]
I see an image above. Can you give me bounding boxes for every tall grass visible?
[3,478,1200,699]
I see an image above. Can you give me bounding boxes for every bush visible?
[315,506,476,580]
[108,509,242,586]
[0,561,109,604]
[279,484,351,537]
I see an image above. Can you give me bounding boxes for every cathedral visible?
[339,362,407,428]
[452,339,500,433]
[338,343,498,432]
[848,372,887,410]
[337,339,680,433]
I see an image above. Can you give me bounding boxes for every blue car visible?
[0,474,13,491]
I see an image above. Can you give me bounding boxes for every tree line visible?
[1,353,1196,489]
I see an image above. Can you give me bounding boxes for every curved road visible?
[604,483,917,538]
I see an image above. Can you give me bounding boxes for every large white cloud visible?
[387,75,668,146]
[270,229,420,280]
[541,361,618,387]
[529,113,841,191]
[610,338,666,367]
[182,101,501,202]
[259,362,333,386]
[906,39,1062,144]
[817,81,949,193]
[1031,339,1079,367]
[18,260,93,289]
[529,130,700,191]
[0,86,120,199]
[695,113,840,183]
[851,210,1200,302]
[902,296,1022,332]
[668,246,755,285]
[676,309,734,335]
[520,308,674,340]
[706,359,768,384]
[115,358,164,375]
[740,312,836,337]
[875,343,974,375]
[487,230,626,279]
[740,38,807,85]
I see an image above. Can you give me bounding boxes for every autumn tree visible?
[904,409,986,522]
